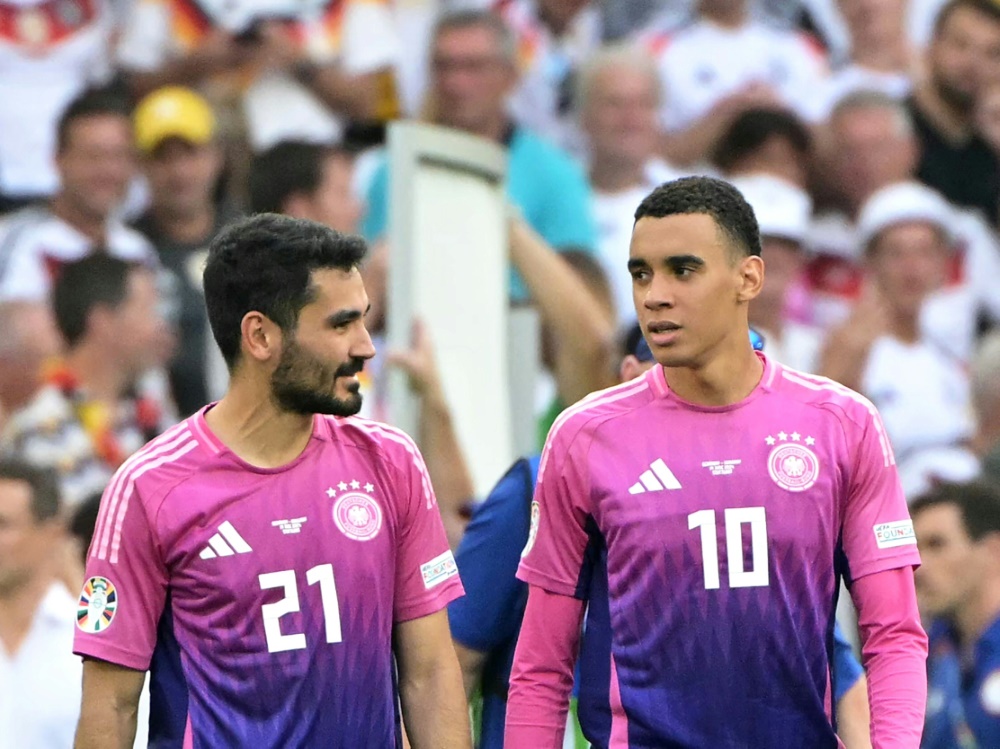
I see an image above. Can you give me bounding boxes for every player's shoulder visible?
[545,372,655,448]
[107,419,206,503]
[326,415,421,464]
[772,363,878,428]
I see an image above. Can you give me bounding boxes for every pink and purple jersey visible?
[73,407,463,748]
[519,354,921,748]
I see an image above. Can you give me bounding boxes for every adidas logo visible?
[628,459,682,494]
[199,521,253,559]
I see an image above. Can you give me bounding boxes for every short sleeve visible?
[116,0,173,72]
[340,0,400,74]
[448,458,534,652]
[840,407,921,582]
[516,422,592,598]
[393,440,464,622]
[73,478,169,671]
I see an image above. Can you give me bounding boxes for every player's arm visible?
[837,675,873,749]
[850,568,927,749]
[394,609,471,749]
[74,659,146,749]
[505,586,585,747]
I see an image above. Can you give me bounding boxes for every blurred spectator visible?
[819,182,974,478]
[913,481,1000,749]
[362,8,596,302]
[1,256,173,508]
[732,174,824,373]
[712,107,813,188]
[0,459,80,748]
[811,92,1000,359]
[0,302,62,429]
[0,0,115,211]
[908,0,1000,224]
[643,0,828,167]
[116,0,402,150]
[131,86,238,417]
[972,332,1000,483]
[493,0,603,152]
[0,88,158,305]
[803,0,913,123]
[578,43,686,322]
[249,140,363,232]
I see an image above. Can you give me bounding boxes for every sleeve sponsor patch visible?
[420,550,458,590]
[873,520,916,549]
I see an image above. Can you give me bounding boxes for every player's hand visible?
[386,319,446,403]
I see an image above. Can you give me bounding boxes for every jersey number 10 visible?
[258,564,343,653]
[687,507,769,589]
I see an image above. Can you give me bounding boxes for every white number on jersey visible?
[687,507,769,590]
[258,563,343,653]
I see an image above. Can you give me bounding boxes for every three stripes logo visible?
[628,459,682,494]
[198,521,253,559]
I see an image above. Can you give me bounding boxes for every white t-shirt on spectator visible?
[0,582,81,749]
[0,0,114,197]
[116,0,400,149]
[0,206,157,302]
[643,18,827,132]
[861,335,974,466]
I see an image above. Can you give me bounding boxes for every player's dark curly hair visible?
[204,213,368,369]
[634,176,762,258]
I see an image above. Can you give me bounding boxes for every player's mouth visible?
[646,321,682,346]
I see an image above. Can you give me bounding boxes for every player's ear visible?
[736,254,764,303]
[240,311,282,364]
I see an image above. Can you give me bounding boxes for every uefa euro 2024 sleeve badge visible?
[77,576,118,633]
[765,431,820,492]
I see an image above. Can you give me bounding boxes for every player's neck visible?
[956,584,1000,647]
[662,342,764,407]
[914,79,973,142]
[205,387,315,469]
[0,572,51,656]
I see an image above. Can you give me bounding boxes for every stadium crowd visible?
[1,0,1000,746]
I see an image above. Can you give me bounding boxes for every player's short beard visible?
[271,338,366,417]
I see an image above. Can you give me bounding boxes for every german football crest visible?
[77,576,118,633]
[765,432,819,492]
[332,484,383,542]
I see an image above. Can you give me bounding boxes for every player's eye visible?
[630,268,651,282]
